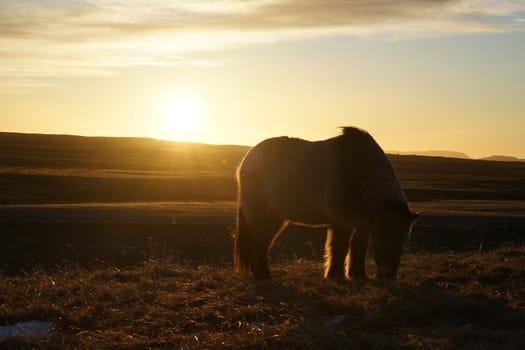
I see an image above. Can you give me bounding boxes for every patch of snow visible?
[0,320,54,339]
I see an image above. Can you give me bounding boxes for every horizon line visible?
[1,129,523,161]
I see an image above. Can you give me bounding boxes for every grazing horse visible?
[233,127,419,280]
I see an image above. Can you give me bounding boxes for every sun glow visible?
[161,95,201,141]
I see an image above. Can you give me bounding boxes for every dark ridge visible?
[482,155,525,163]
[2,131,525,204]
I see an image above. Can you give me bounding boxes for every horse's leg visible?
[348,230,369,280]
[324,226,351,279]
[251,212,286,279]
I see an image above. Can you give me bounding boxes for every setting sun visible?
[161,95,201,141]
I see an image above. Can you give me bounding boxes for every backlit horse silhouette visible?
[233,127,419,280]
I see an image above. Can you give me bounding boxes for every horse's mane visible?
[339,126,370,138]
[337,126,378,148]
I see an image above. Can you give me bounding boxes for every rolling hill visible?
[482,155,525,162]
[1,131,525,204]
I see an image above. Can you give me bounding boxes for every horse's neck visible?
[358,174,406,211]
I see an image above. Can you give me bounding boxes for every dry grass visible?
[2,133,525,206]
[2,132,525,349]
[1,246,524,349]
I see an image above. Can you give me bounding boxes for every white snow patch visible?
[0,321,54,339]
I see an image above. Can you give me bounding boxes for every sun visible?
[161,95,201,141]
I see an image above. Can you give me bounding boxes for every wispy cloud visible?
[1,0,524,91]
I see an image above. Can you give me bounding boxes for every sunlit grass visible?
[1,246,524,349]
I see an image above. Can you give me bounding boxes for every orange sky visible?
[1,1,525,158]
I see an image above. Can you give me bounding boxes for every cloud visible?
[1,0,524,91]
[3,0,523,40]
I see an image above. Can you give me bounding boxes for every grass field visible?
[1,132,525,349]
[2,132,525,205]
[1,247,524,349]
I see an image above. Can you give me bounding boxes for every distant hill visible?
[481,155,525,163]
[0,131,250,172]
[2,132,523,167]
[391,150,525,162]
[389,150,471,159]
[2,131,525,204]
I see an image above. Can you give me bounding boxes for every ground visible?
[1,133,525,349]
[1,246,524,349]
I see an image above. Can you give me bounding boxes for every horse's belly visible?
[267,197,328,225]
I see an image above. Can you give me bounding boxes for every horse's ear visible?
[410,212,421,224]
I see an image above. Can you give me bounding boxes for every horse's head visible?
[370,201,420,280]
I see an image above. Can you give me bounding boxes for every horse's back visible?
[240,136,323,178]
[238,136,329,224]
[329,128,406,211]
[237,128,406,226]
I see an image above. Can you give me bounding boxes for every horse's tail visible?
[233,203,253,274]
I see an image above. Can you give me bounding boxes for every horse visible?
[233,127,420,281]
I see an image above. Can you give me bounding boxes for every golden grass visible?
[0,166,231,179]
[1,246,524,349]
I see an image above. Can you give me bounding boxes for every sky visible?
[1,0,525,158]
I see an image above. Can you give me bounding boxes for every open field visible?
[2,132,525,205]
[1,247,524,349]
[1,132,525,348]
[1,200,525,273]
